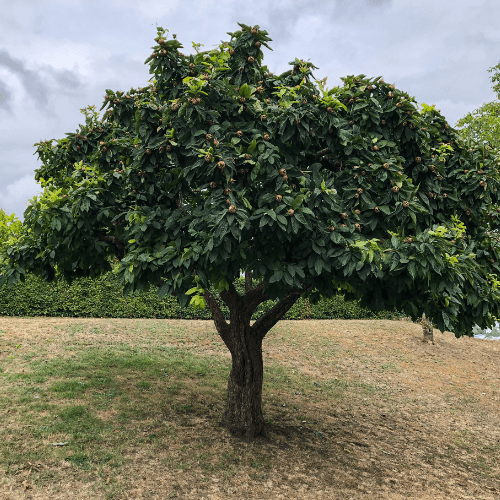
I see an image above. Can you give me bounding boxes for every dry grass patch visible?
[0,316,499,499]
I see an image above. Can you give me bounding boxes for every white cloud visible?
[0,176,43,222]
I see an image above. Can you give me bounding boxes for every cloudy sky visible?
[1,0,499,221]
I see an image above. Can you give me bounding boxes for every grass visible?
[0,334,349,496]
[0,317,499,499]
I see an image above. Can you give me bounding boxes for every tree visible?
[455,61,500,151]
[2,23,500,439]
[0,209,23,268]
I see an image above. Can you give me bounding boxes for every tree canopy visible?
[455,61,500,151]
[0,209,23,266]
[2,23,500,437]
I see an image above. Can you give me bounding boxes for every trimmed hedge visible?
[0,271,406,321]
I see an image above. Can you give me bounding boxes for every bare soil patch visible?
[0,316,499,499]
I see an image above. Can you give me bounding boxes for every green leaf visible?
[239,83,251,99]
[185,287,199,295]
[292,195,304,210]
[247,139,257,154]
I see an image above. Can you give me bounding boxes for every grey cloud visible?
[0,49,50,110]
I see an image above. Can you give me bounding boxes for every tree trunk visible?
[222,321,265,438]
[421,312,434,343]
[203,275,314,439]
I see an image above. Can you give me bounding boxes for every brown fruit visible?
[355,209,361,215]
[480,180,487,187]
[261,115,267,121]
[405,237,413,244]
[240,168,246,175]
[355,223,361,231]
[206,134,213,141]
[279,168,287,176]
[396,102,403,108]
[236,130,243,138]
[361,170,366,176]
[171,103,179,111]
[326,107,333,113]
[402,201,410,208]
[205,154,212,162]
[374,207,380,213]
[229,49,235,56]
[388,92,394,98]
[239,97,246,104]
[223,189,232,196]
[341,224,346,228]
[158,38,165,45]
[392,186,399,193]
[443,193,448,198]
[293,118,300,125]
[287,209,295,216]
[329,226,335,231]
[437,176,443,181]
[228,205,237,213]
[341,213,348,219]
[357,188,363,194]
[349,120,354,125]
[275,195,283,202]
[383,163,390,169]
[230,178,236,185]
[466,209,471,215]
[210,182,217,189]
[264,134,271,141]
[381,120,386,125]
[478,169,484,174]
[255,41,261,48]
[282,175,289,182]
[402,121,407,126]
[247,56,255,64]
[245,154,251,160]
[354,194,359,199]
[415,157,421,163]
[373,145,379,151]
[354,174,358,179]
[251,27,258,35]
[166,145,172,152]
[226,199,231,206]
[217,161,225,170]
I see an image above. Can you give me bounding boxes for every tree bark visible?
[421,313,434,343]
[203,277,313,438]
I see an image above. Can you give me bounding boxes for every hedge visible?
[0,271,406,321]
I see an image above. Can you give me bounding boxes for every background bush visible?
[0,271,406,321]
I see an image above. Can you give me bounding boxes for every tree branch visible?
[245,268,253,292]
[203,288,232,350]
[252,283,314,342]
[316,148,331,158]
[98,234,126,260]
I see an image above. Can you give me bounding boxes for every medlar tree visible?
[2,22,500,439]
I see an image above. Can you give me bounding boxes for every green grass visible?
[0,336,352,494]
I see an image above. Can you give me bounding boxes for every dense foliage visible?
[0,209,23,267]
[0,271,404,321]
[1,23,500,336]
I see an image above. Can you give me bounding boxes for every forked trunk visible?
[203,274,313,439]
[222,321,266,438]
